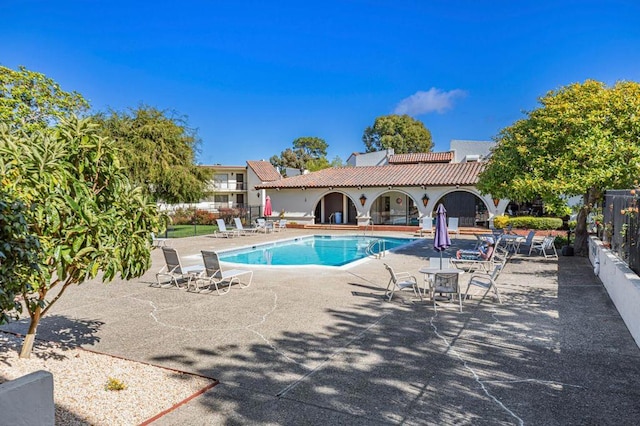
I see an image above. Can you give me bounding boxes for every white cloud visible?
[393,88,467,115]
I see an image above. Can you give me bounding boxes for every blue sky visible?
[2,1,640,165]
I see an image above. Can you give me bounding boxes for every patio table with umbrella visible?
[433,203,451,268]
[419,203,462,302]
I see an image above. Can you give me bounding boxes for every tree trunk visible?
[19,305,41,359]
[574,188,601,257]
[574,207,589,256]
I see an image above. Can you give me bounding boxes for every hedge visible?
[494,215,564,230]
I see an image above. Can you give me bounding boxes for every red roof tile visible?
[247,160,282,182]
[255,162,485,189]
[388,151,454,164]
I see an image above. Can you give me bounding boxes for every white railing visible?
[366,239,386,258]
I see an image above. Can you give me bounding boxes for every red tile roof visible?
[388,151,454,164]
[255,162,485,189]
[247,160,282,182]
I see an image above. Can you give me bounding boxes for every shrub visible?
[217,207,240,224]
[169,207,195,225]
[493,215,510,229]
[509,216,563,230]
[554,235,568,248]
[169,208,216,225]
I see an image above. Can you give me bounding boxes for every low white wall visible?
[589,236,640,348]
[0,370,54,425]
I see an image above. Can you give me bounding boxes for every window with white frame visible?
[214,173,228,189]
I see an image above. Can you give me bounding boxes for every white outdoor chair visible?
[464,263,504,305]
[151,232,170,248]
[448,217,460,239]
[156,247,203,289]
[274,219,287,232]
[384,264,422,302]
[530,235,559,258]
[215,218,239,238]
[432,272,463,312]
[255,218,273,233]
[192,250,253,295]
[419,216,433,237]
[234,217,258,235]
[451,243,496,273]
[429,257,451,269]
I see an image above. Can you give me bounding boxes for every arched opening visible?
[435,191,489,228]
[313,192,358,224]
[370,191,419,225]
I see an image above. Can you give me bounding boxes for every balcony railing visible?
[212,182,245,191]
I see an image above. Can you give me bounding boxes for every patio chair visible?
[451,241,496,273]
[255,218,273,233]
[156,247,203,289]
[419,216,433,237]
[384,264,422,302]
[192,250,253,295]
[234,217,258,235]
[274,219,287,232]
[463,263,504,305]
[448,217,460,239]
[432,271,463,312]
[214,219,239,238]
[429,257,451,269]
[530,235,558,258]
[517,230,538,254]
[151,232,170,248]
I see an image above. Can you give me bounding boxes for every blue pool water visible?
[218,235,417,267]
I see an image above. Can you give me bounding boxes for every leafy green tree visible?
[270,136,331,174]
[362,114,433,153]
[0,190,43,326]
[477,80,640,255]
[0,116,163,358]
[94,106,211,203]
[0,65,89,132]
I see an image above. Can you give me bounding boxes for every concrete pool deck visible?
[2,229,640,425]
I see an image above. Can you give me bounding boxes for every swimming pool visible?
[218,235,418,267]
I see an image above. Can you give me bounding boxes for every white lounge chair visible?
[448,217,460,239]
[234,217,258,235]
[451,242,496,273]
[156,247,203,289]
[192,250,253,295]
[215,219,239,238]
[274,219,287,232]
[419,217,433,237]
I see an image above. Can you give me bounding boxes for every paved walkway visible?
[3,230,640,425]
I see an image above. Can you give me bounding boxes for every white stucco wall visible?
[246,166,274,213]
[265,186,500,226]
[589,236,640,348]
[0,370,54,425]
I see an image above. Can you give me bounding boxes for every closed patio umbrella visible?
[264,195,273,217]
[433,203,451,269]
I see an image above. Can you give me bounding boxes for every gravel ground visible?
[0,332,216,425]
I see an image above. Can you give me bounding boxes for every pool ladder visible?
[362,219,373,236]
[366,238,386,259]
